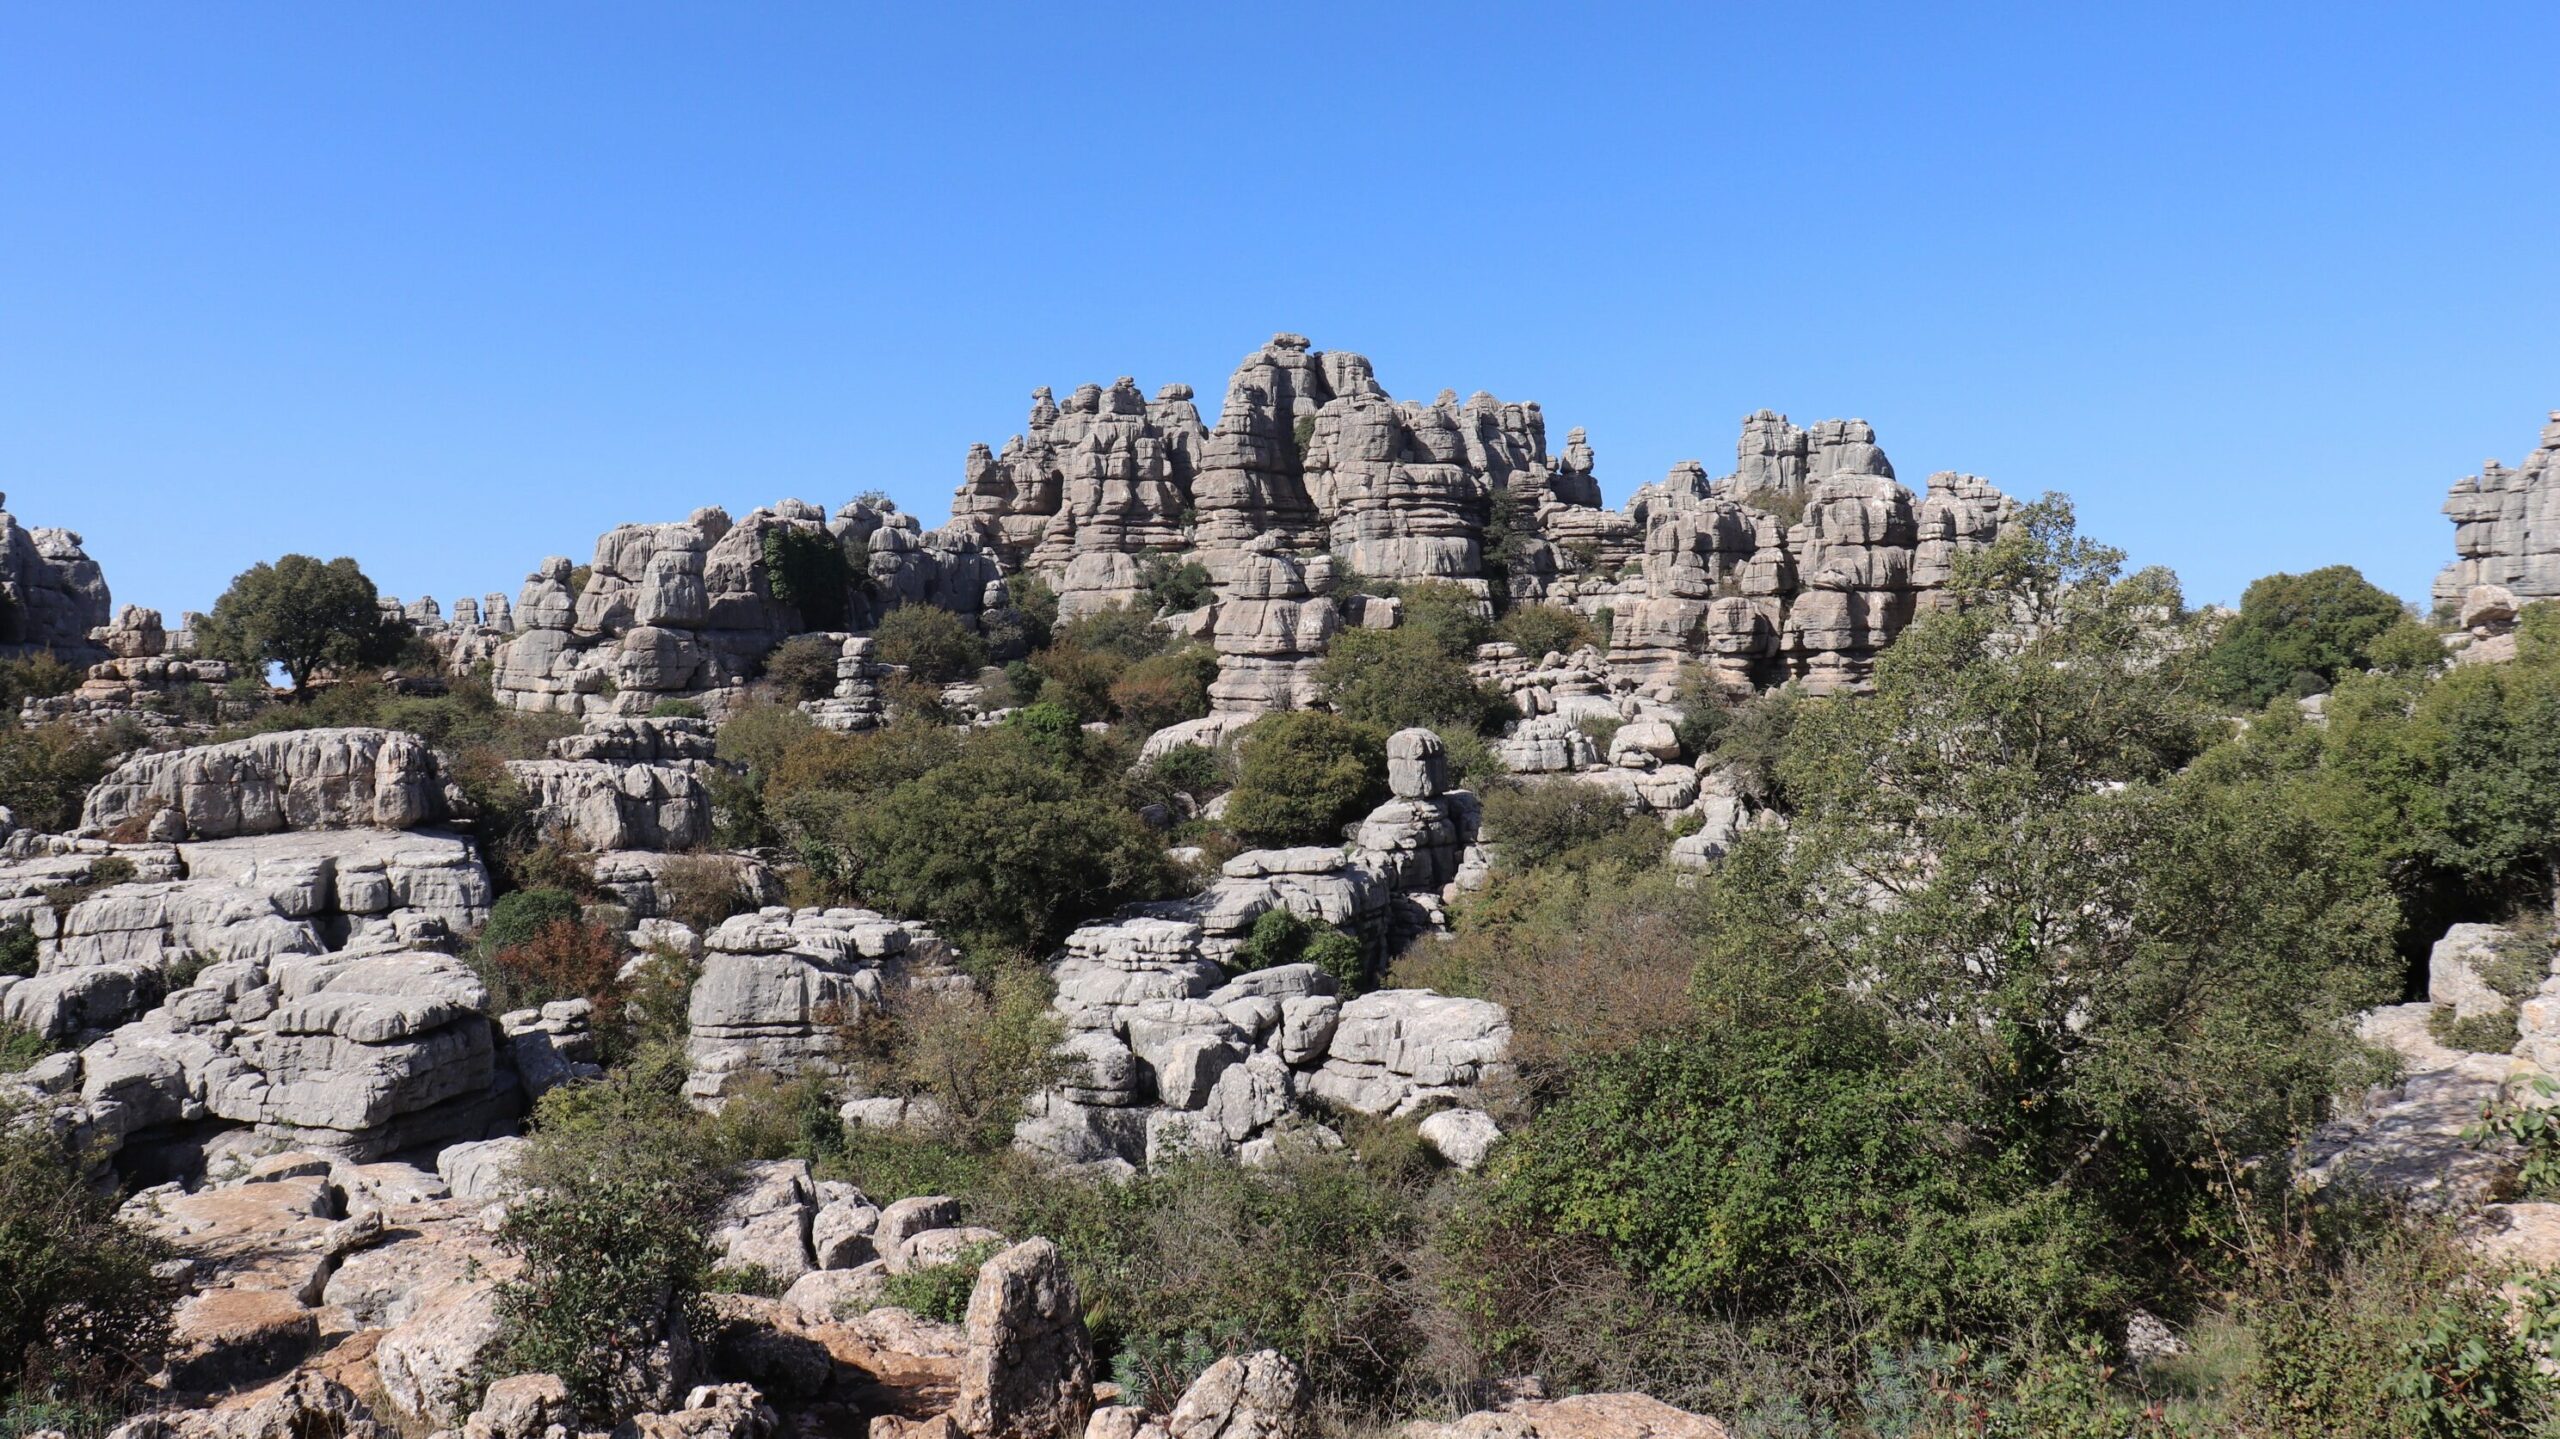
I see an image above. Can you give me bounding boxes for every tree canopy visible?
[198,553,401,692]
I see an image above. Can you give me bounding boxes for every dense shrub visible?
[475,917,626,1022]
[1053,602,1166,663]
[760,525,855,632]
[819,726,1178,951]
[1315,628,1510,735]
[872,604,987,683]
[492,1051,727,1420]
[875,1244,1004,1323]
[1109,647,1217,735]
[1137,555,1213,615]
[0,1102,175,1417]
[762,634,843,701]
[1140,743,1224,800]
[1494,603,1599,660]
[654,853,757,935]
[843,964,1067,1149]
[647,698,704,720]
[481,888,585,956]
[1478,781,1660,871]
[0,718,141,835]
[1223,712,1386,848]
[2203,563,2407,706]
[1230,907,1365,992]
[1023,642,1123,723]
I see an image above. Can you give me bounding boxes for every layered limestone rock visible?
[684,907,955,1103]
[80,729,464,842]
[937,335,2011,711]
[488,501,1003,717]
[0,492,113,664]
[24,605,240,732]
[2435,411,2560,611]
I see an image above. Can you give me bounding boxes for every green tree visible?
[2204,564,2409,706]
[873,604,989,684]
[1315,628,1509,735]
[1223,712,1386,848]
[0,1102,175,1415]
[198,554,402,692]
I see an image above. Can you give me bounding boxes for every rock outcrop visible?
[81,729,464,842]
[2436,411,2560,612]
[0,491,113,664]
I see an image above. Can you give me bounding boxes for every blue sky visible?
[5,3,2557,620]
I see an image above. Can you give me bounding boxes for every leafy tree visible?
[0,718,142,834]
[198,554,402,692]
[1315,628,1509,735]
[1223,712,1386,848]
[760,525,855,631]
[2204,564,2409,706]
[1052,602,1166,662]
[762,634,843,701]
[873,604,988,684]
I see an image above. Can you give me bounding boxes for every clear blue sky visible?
[5,3,2556,621]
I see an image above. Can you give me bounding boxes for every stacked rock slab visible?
[23,604,238,731]
[0,491,112,665]
[684,907,955,1103]
[939,334,2014,709]
[488,500,1004,717]
[2436,411,2560,612]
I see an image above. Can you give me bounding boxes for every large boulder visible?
[951,1239,1094,1439]
[1166,1350,1312,1439]
[81,729,461,841]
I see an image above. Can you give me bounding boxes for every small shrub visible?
[476,917,626,1021]
[1742,487,1809,528]
[1480,781,1654,871]
[701,1264,783,1297]
[1138,555,1214,616]
[481,888,584,956]
[841,965,1066,1151]
[1109,647,1217,735]
[1144,744,1225,799]
[2428,1004,2520,1054]
[875,1243,1003,1324]
[648,698,704,720]
[0,1022,47,1074]
[654,853,756,935]
[0,1099,177,1412]
[874,605,988,684]
[0,719,142,835]
[1223,712,1386,848]
[1574,713,1623,758]
[763,634,843,702]
[1231,907,1367,991]
[0,923,32,980]
[1026,643,1125,723]
[2467,1074,2560,1197]
[1496,603,1599,660]
[1316,627,1510,735]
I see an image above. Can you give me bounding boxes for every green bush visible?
[1495,603,1599,660]
[762,634,843,702]
[873,604,988,684]
[648,698,705,720]
[0,924,31,981]
[1479,781,1658,872]
[875,1243,1004,1323]
[492,1052,728,1421]
[1316,627,1509,735]
[0,1024,47,1075]
[1223,712,1385,848]
[480,888,584,956]
[2203,564,2407,707]
[1025,643,1124,723]
[0,1101,175,1415]
[1142,743,1224,799]
[1053,602,1166,663]
[0,719,143,835]
[1138,555,1214,616]
[842,964,1067,1149]
[761,525,854,632]
[1231,907,1366,991]
[1109,647,1217,735]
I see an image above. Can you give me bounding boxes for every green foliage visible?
[1052,602,1165,662]
[1478,781,1659,872]
[1110,647,1217,735]
[808,724,1177,951]
[1005,573,1059,653]
[197,553,402,691]
[1223,712,1385,848]
[762,634,843,702]
[875,1243,1003,1323]
[1395,580,1494,656]
[873,604,988,684]
[2204,564,2408,707]
[2467,1075,2560,1198]
[1137,554,1214,615]
[0,1100,175,1414]
[481,888,584,957]
[1494,603,1599,660]
[2429,1005,2519,1054]
[0,656,80,715]
[1141,743,1224,799]
[0,1024,47,1075]
[493,1052,727,1421]
[0,718,142,835]
[1231,907,1365,992]
[0,924,32,982]
[647,698,704,720]
[1478,489,1543,612]
[760,525,853,631]
[1315,627,1510,735]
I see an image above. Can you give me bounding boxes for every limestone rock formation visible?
[0,492,113,664]
[81,729,464,842]
[684,907,953,1103]
[2436,411,2560,611]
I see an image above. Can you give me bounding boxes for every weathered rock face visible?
[24,605,240,733]
[951,1238,1093,1439]
[684,907,953,1103]
[488,501,1005,717]
[943,333,2011,708]
[2437,411,2560,612]
[81,730,463,842]
[0,493,112,664]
